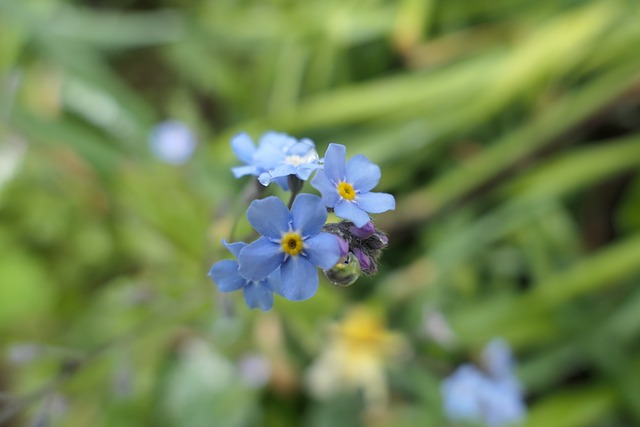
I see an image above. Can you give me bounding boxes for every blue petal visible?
[209,260,246,292]
[273,176,290,191]
[246,196,291,239]
[258,131,295,150]
[334,199,370,227]
[231,132,256,164]
[304,233,340,270]
[288,140,316,156]
[441,364,486,422]
[265,270,284,296]
[356,192,395,214]
[253,132,294,171]
[243,282,274,311]
[482,338,515,380]
[238,237,285,280]
[311,170,340,207]
[291,194,327,238]
[232,165,259,178]
[322,143,347,183]
[295,163,322,181]
[260,164,297,185]
[346,154,381,193]
[481,380,526,426]
[280,256,318,301]
[222,240,247,258]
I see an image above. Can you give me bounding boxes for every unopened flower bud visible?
[336,236,350,257]
[349,221,376,239]
[353,248,372,273]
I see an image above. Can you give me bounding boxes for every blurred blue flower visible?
[441,339,526,426]
[237,195,340,301]
[230,131,320,189]
[311,143,395,227]
[149,120,197,164]
[208,240,283,311]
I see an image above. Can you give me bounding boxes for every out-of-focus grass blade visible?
[450,232,640,344]
[506,135,640,200]
[37,38,155,140]
[226,1,637,153]
[0,2,184,50]
[587,334,640,422]
[48,6,185,49]
[484,1,619,108]
[531,232,640,306]
[201,1,397,45]
[519,344,583,394]
[427,135,640,274]
[523,384,616,427]
[11,106,122,174]
[387,59,640,228]
[2,1,156,143]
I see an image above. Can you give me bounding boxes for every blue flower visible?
[237,195,341,301]
[149,120,197,164]
[441,339,526,426]
[311,143,395,227]
[231,131,321,189]
[208,240,283,311]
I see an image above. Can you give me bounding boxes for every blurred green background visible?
[2,0,640,425]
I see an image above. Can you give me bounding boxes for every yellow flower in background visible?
[306,306,410,408]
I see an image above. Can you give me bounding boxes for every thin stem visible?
[287,175,303,209]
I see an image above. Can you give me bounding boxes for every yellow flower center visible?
[281,232,304,256]
[337,181,356,201]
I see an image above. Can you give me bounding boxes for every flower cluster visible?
[441,339,526,426]
[209,131,395,310]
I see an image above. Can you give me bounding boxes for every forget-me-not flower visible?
[311,143,395,227]
[208,240,283,311]
[441,339,526,427]
[231,131,321,189]
[149,120,197,164]
[237,195,341,301]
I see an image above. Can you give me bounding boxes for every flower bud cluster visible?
[322,220,389,286]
